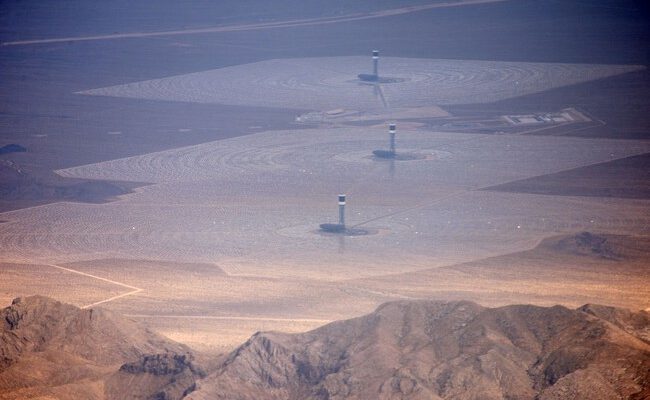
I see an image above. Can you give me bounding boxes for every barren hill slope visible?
[0,296,204,400]
[190,300,650,400]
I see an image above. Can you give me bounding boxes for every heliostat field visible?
[77,57,643,110]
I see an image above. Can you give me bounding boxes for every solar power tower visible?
[358,50,380,82]
[373,123,398,159]
[319,194,347,233]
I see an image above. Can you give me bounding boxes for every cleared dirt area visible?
[0,263,123,307]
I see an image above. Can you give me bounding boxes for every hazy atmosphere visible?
[1,1,649,399]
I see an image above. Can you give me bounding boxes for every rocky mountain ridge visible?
[2,296,648,399]
[0,296,203,400]
[189,300,650,400]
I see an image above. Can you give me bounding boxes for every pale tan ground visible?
[351,234,650,309]
[138,317,329,353]
[0,263,122,307]
[2,233,648,352]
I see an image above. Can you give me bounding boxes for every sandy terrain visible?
[352,234,650,309]
[0,263,122,306]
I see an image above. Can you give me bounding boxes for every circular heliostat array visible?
[4,123,650,270]
[79,57,642,111]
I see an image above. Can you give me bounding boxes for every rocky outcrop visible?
[107,353,205,400]
[0,296,203,400]
[553,231,622,259]
[120,353,202,376]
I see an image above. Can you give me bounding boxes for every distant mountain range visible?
[1,296,648,399]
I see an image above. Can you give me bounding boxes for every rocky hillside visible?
[2,296,648,399]
[189,300,650,400]
[0,296,204,400]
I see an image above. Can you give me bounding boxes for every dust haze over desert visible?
[0,1,649,399]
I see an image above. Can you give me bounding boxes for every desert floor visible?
[1,0,648,352]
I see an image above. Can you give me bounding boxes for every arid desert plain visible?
[1,0,649,355]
